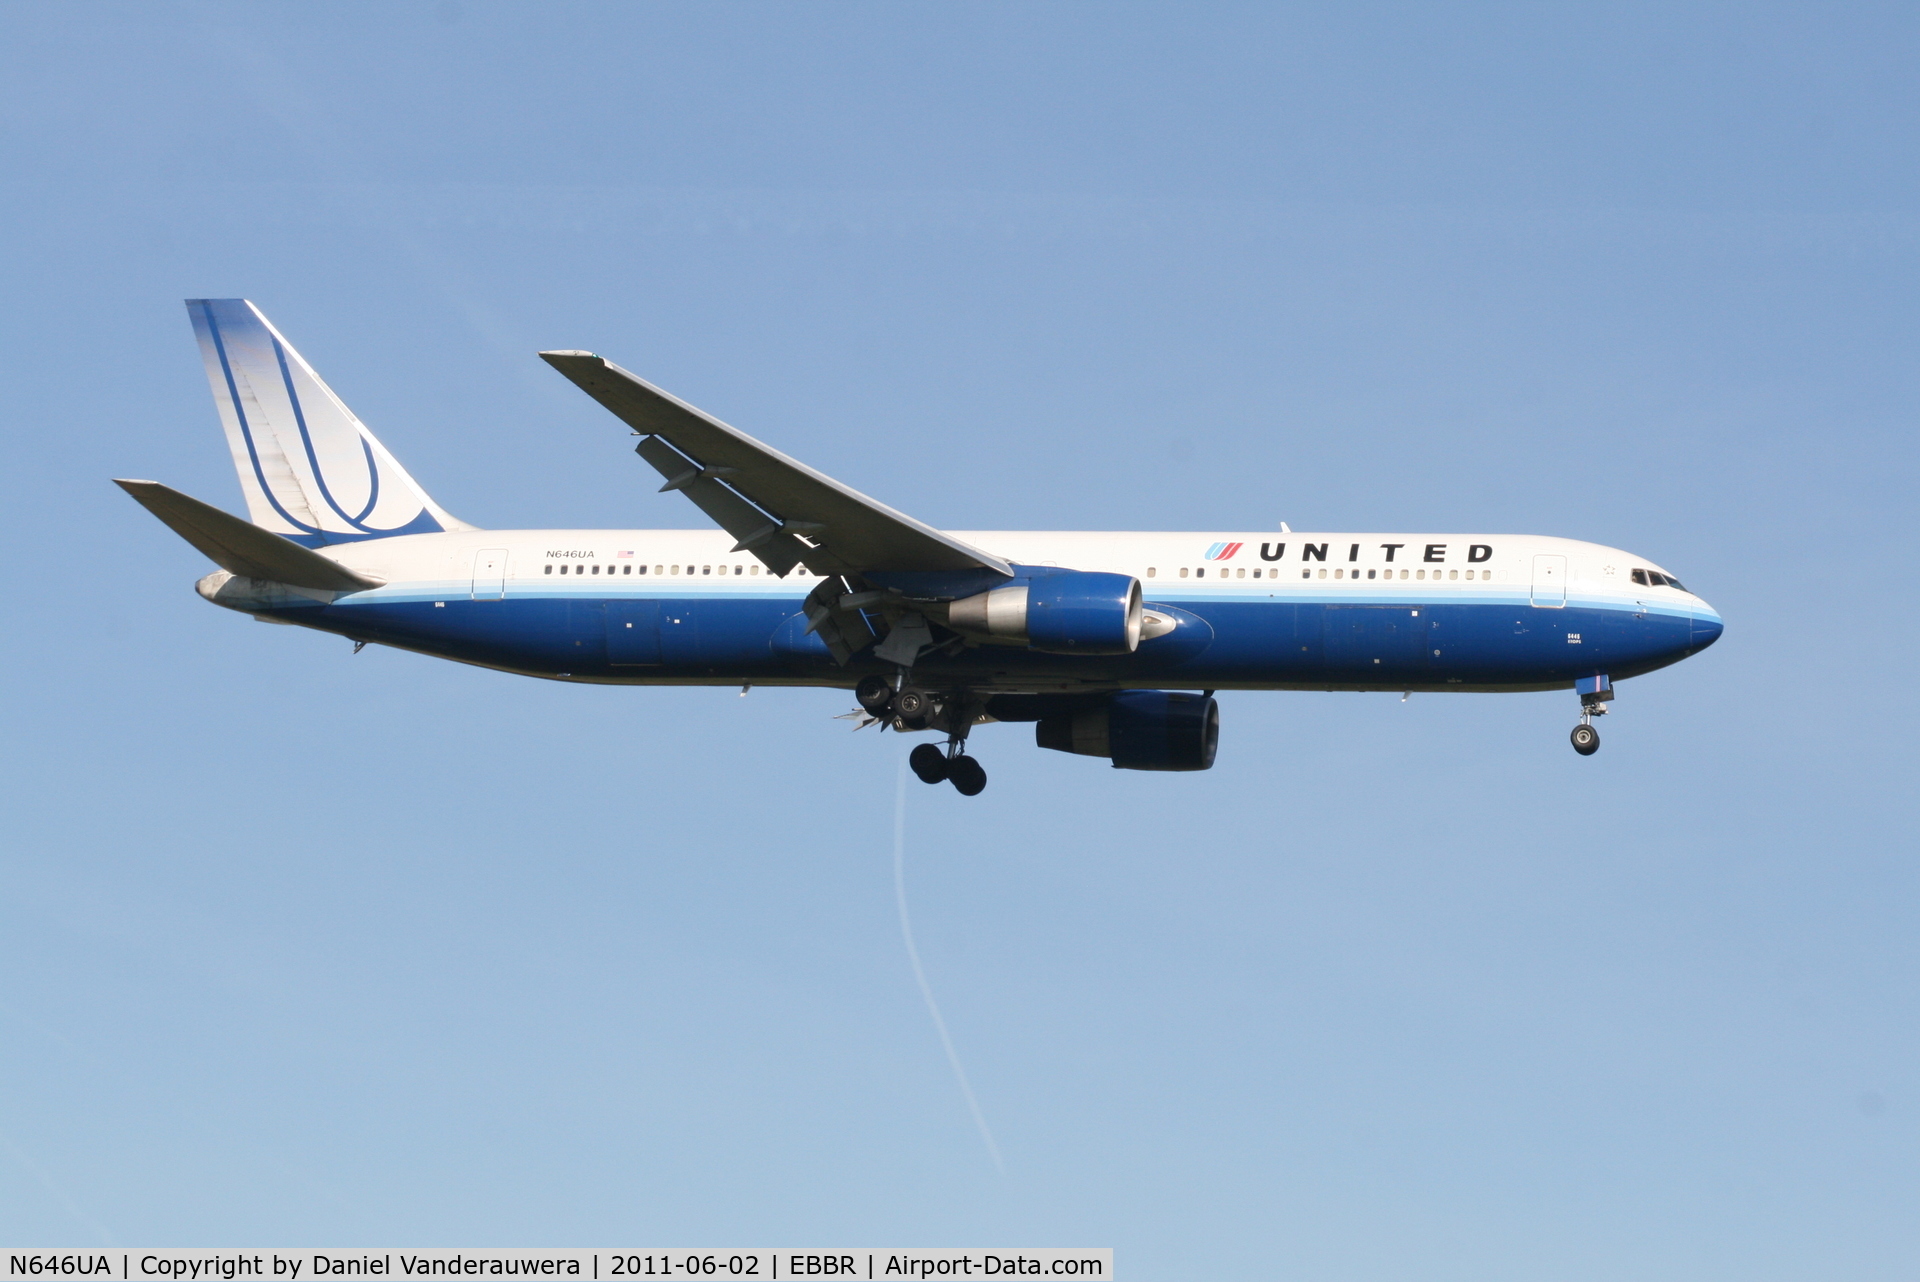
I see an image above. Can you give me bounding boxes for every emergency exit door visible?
[470,548,508,600]
[1531,554,1567,608]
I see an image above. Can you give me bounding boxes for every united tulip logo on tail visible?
[1204,542,1243,561]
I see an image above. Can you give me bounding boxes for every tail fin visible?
[186,299,475,546]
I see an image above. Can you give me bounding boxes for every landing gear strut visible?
[1571,674,1612,756]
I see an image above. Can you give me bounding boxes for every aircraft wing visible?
[539,351,1013,579]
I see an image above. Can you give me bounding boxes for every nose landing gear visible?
[1571,674,1612,756]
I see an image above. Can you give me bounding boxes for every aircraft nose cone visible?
[1690,607,1724,651]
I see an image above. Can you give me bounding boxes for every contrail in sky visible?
[894,755,1004,1174]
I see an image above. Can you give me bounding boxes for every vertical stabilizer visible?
[187,299,474,545]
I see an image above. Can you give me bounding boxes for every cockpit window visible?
[1636,569,1689,591]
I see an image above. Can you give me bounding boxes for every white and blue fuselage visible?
[200,526,1719,693]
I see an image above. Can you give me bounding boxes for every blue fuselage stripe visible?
[260,588,1715,688]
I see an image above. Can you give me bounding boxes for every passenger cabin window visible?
[544,564,553,575]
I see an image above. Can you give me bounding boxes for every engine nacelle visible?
[947,571,1143,655]
[1036,691,1219,771]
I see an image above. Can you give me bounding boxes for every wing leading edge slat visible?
[538,351,1012,578]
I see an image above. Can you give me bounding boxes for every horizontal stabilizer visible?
[114,480,383,592]
[539,351,1011,578]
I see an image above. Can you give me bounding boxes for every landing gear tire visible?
[947,755,987,796]
[856,675,895,715]
[1570,724,1600,756]
[894,688,933,720]
[909,743,950,784]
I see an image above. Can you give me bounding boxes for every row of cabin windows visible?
[546,562,797,576]
[1630,568,1688,591]
[1145,566,1490,581]
[546,561,1490,582]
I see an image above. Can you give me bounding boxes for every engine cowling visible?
[946,571,1143,655]
[1035,691,1220,771]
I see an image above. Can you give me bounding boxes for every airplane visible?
[118,299,1723,796]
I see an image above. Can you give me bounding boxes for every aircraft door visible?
[471,547,508,600]
[606,600,662,665]
[1531,554,1567,608]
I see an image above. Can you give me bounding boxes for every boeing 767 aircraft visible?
[118,300,1722,795]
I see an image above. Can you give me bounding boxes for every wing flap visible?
[115,480,384,593]
[539,351,1012,577]
[632,435,811,576]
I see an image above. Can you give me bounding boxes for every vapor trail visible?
[894,755,1004,1174]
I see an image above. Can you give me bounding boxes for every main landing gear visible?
[1571,674,1613,756]
[910,741,988,796]
[857,674,989,796]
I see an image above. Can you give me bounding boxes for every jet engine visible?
[1034,690,1219,771]
[946,571,1143,655]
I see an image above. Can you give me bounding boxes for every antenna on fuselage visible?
[1280,522,1292,533]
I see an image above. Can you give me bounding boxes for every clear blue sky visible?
[2,4,1917,1276]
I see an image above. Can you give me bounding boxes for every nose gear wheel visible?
[1570,680,1611,755]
